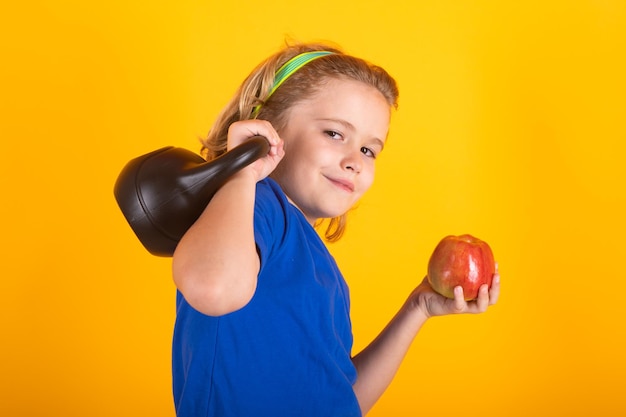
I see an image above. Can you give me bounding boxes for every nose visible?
[343,147,362,173]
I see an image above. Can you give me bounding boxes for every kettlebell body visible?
[114,136,269,256]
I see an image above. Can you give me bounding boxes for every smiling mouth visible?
[326,176,355,192]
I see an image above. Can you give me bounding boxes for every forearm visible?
[172,170,259,316]
[352,300,429,415]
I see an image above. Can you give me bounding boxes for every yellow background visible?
[2,0,625,415]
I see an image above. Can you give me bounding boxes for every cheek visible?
[287,142,330,170]
[361,163,377,188]
[274,146,316,186]
[280,149,309,177]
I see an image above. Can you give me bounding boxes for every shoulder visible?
[254,177,291,224]
[253,178,321,264]
[255,177,287,207]
[253,178,291,259]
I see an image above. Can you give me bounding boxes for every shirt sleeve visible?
[253,179,288,274]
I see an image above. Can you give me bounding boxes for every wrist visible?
[209,167,258,203]
[401,293,431,328]
[405,288,433,322]
[227,166,260,186]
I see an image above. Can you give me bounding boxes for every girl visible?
[171,42,500,416]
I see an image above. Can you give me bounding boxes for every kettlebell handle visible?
[114,136,270,257]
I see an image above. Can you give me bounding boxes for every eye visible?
[361,146,377,159]
[324,130,343,140]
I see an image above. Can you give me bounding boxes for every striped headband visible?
[251,51,334,118]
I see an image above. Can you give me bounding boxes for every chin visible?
[323,206,352,220]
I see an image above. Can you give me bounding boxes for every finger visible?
[271,136,285,157]
[254,122,283,156]
[248,121,275,142]
[239,120,282,157]
[489,272,501,305]
[475,284,490,312]
[232,120,276,142]
[453,286,467,313]
[261,124,281,148]
[273,138,285,158]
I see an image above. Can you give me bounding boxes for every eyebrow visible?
[317,118,385,150]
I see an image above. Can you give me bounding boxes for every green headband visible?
[251,51,334,118]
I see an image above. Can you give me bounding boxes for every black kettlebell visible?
[114,136,269,257]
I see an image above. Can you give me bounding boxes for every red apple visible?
[427,234,495,300]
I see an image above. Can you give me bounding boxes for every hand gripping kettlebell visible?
[113,136,269,257]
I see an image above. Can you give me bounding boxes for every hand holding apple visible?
[427,234,495,301]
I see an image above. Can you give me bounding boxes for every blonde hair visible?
[201,42,399,241]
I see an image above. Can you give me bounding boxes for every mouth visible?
[326,176,355,193]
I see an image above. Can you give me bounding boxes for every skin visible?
[172,77,501,415]
[270,78,390,222]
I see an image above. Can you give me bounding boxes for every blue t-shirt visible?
[172,178,361,417]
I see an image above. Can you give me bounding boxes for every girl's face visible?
[271,77,391,224]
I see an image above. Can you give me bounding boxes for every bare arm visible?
[352,274,500,415]
[172,171,259,316]
[172,120,284,316]
[351,297,428,415]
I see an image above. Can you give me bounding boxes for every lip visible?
[326,176,355,193]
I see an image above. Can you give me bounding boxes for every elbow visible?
[173,265,257,317]
[186,282,253,317]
